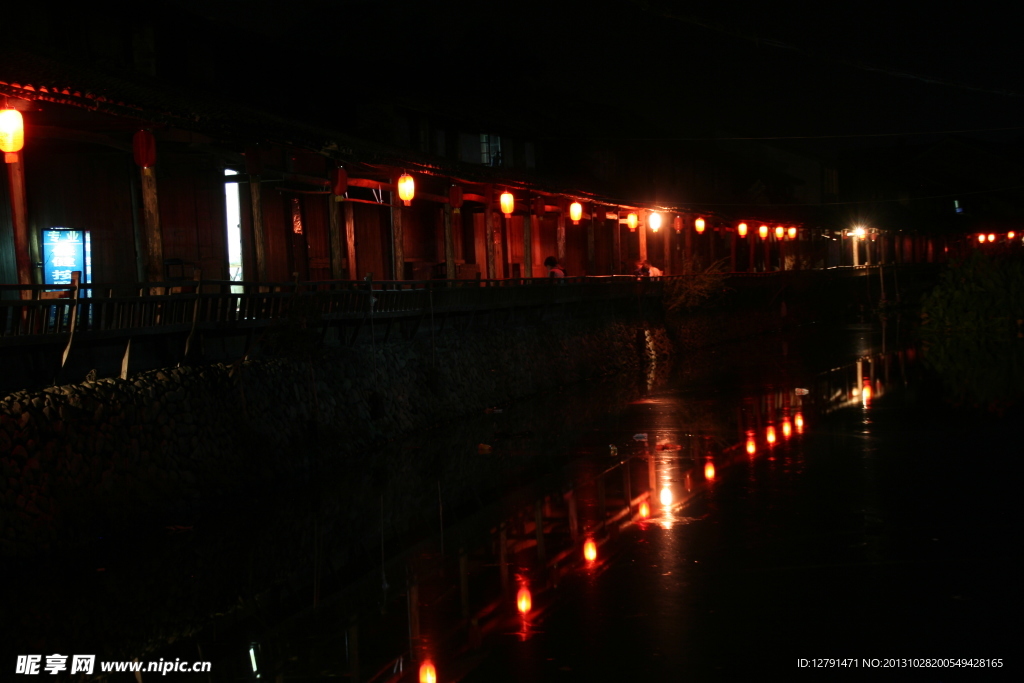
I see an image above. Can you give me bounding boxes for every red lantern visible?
[569,201,582,224]
[775,226,785,240]
[0,108,24,163]
[449,185,464,213]
[788,226,797,240]
[737,222,748,237]
[627,213,638,232]
[674,215,683,233]
[330,167,348,195]
[397,173,415,206]
[695,216,706,234]
[759,224,769,239]
[500,190,514,218]
[132,129,157,169]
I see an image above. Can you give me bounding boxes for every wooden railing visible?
[0,275,660,345]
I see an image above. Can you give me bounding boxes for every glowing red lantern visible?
[648,212,662,232]
[759,224,769,239]
[132,130,157,169]
[775,226,784,240]
[397,173,415,206]
[627,213,638,231]
[569,201,582,224]
[695,217,706,234]
[1008,231,1016,240]
[419,661,436,683]
[500,190,514,218]
[639,501,650,518]
[673,215,683,233]
[330,167,348,195]
[977,234,986,243]
[583,538,597,562]
[1,108,25,163]
[737,222,748,237]
[987,233,996,243]
[704,461,716,481]
[788,226,797,240]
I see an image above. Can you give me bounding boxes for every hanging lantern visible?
[0,108,25,163]
[695,216,706,233]
[397,173,415,206]
[1008,231,1016,240]
[419,661,436,683]
[759,224,769,239]
[569,201,582,224]
[788,226,797,240]
[449,184,464,214]
[737,222,748,238]
[500,190,514,218]
[704,461,716,481]
[330,167,348,195]
[627,213,638,232]
[516,586,532,614]
[774,226,784,240]
[673,215,683,234]
[987,233,996,242]
[977,233,986,244]
[132,129,157,169]
[583,538,597,562]
[648,212,662,232]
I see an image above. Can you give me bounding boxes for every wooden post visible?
[329,195,345,279]
[344,201,357,279]
[662,220,671,274]
[5,152,33,296]
[586,204,596,275]
[764,234,772,272]
[249,177,268,282]
[638,215,647,262]
[138,165,164,283]
[485,185,496,280]
[684,223,693,271]
[612,214,622,274]
[523,209,534,279]
[556,204,566,264]
[730,231,737,272]
[748,234,756,272]
[443,203,456,280]
[391,174,405,280]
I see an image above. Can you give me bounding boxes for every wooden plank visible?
[390,175,404,280]
[443,204,456,280]
[556,205,566,263]
[484,185,496,279]
[249,176,268,281]
[344,200,357,280]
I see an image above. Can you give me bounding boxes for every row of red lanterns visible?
[976,231,1016,243]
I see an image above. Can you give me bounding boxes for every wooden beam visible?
[638,215,647,262]
[344,200,357,279]
[5,152,33,296]
[329,195,345,279]
[139,166,164,283]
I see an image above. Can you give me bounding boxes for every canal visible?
[4,318,1017,681]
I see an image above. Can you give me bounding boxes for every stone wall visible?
[0,315,672,557]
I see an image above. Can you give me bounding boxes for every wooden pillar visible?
[730,231,737,272]
[586,204,596,275]
[684,222,693,271]
[748,234,756,272]
[556,203,566,263]
[662,220,671,274]
[138,165,164,283]
[763,234,772,271]
[523,209,534,279]
[390,174,405,280]
[443,203,456,280]
[329,195,345,279]
[485,185,496,279]
[344,201,357,279]
[638,215,648,262]
[249,178,268,282]
[778,235,786,271]
[5,152,33,296]
[612,214,622,274]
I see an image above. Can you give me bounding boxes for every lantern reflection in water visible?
[704,461,716,481]
[516,586,532,614]
[660,486,673,506]
[583,538,597,563]
[782,419,792,439]
[794,413,804,434]
[419,661,436,683]
[862,382,872,404]
[639,501,650,518]
[745,434,757,455]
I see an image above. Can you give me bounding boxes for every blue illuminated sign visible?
[42,229,91,285]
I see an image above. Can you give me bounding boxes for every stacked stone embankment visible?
[0,317,671,557]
